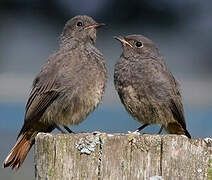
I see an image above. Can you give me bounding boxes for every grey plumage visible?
[114,34,190,138]
[3,15,107,170]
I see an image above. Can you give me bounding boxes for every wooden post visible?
[35,133,212,180]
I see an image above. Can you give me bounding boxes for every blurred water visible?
[0,103,211,138]
[0,103,211,179]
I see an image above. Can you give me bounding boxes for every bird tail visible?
[3,131,36,170]
[166,122,191,139]
[184,129,191,139]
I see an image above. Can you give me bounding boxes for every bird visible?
[114,34,191,138]
[3,15,107,170]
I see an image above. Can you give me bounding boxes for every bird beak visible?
[85,23,105,30]
[114,36,133,47]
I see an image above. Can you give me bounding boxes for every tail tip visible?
[185,130,191,139]
[2,162,6,168]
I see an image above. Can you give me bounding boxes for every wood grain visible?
[35,133,212,180]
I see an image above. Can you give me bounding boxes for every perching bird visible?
[114,34,191,138]
[3,15,107,170]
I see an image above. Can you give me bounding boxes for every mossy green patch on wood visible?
[208,159,212,180]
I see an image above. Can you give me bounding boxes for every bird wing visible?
[18,58,61,137]
[24,81,59,122]
[134,58,187,129]
[166,70,187,130]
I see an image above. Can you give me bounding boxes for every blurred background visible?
[0,0,212,179]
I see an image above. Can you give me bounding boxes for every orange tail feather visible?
[3,132,35,170]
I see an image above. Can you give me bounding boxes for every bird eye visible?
[136,41,143,48]
[76,21,83,27]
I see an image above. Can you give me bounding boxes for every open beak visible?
[114,36,132,47]
[85,23,105,30]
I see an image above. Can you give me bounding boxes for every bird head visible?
[61,15,104,46]
[114,34,160,59]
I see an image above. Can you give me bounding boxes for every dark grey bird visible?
[114,34,191,138]
[3,15,107,170]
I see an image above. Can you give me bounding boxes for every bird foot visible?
[128,130,141,135]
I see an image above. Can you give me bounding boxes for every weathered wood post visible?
[35,133,212,180]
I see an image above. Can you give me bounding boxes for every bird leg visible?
[136,123,149,132]
[55,125,66,134]
[63,126,75,133]
[158,125,163,134]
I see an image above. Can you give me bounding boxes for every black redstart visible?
[114,34,191,138]
[3,15,107,170]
